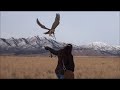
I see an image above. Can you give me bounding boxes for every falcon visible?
[36,13,60,39]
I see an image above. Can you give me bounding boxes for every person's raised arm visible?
[44,46,58,55]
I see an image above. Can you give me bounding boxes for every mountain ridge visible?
[0,36,120,56]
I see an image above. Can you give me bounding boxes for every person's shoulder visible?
[58,49,64,54]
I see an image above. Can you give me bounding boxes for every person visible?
[44,44,75,79]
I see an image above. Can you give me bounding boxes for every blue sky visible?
[0,11,120,45]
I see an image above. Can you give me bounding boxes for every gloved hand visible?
[44,46,50,50]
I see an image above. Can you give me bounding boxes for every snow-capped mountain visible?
[78,42,120,56]
[81,42,120,51]
[0,36,67,55]
[0,36,120,56]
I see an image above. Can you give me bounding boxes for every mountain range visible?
[0,36,120,56]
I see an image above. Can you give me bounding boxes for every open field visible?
[0,56,120,79]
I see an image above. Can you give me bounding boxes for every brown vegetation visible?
[0,56,120,79]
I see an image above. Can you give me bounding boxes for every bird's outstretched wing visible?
[36,18,50,30]
[51,13,60,29]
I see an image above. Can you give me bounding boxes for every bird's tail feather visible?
[44,31,49,34]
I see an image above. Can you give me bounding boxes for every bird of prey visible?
[36,13,60,39]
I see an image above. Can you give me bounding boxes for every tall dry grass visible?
[0,56,120,79]
[74,56,120,79]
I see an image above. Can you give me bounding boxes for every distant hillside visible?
[0,36,120,56]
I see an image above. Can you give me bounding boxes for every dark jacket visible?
[45,44,75,75]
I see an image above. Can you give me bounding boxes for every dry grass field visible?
[0,55,120,79]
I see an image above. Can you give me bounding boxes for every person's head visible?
[64,44,72,55]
